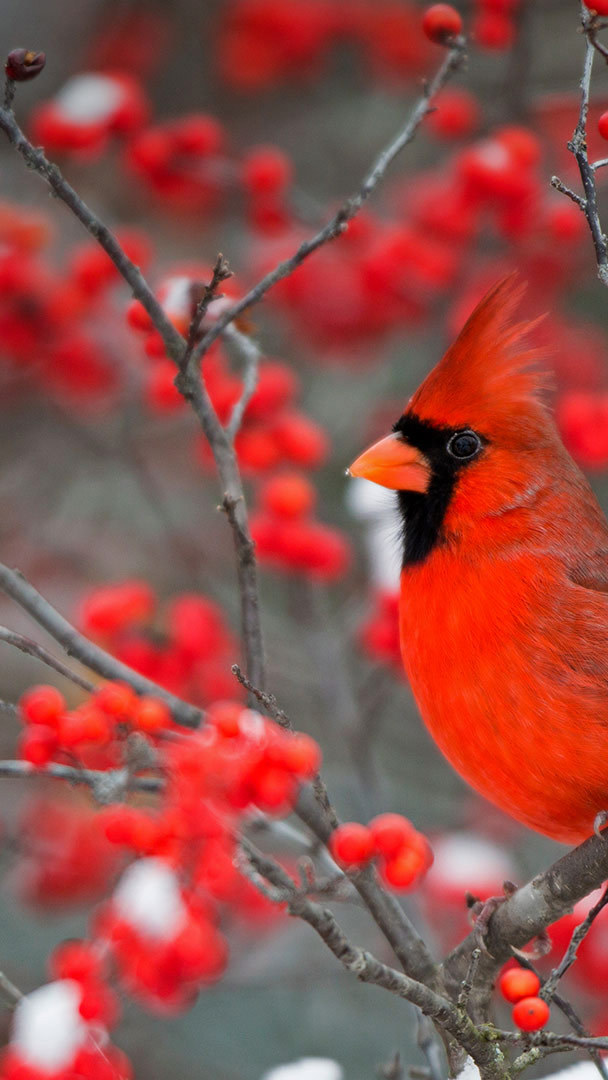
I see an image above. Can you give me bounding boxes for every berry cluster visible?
[498,967,550,1032]
[251,472,351,581]
[329,814,433,891]
[358,590,402,674]
[1,976,129,1080]
[30,72,149,157]
[218,0,431,92]
[125,115,227,214]
[78,585,241,705]
[18,681,172,768]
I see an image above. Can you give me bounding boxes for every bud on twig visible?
[5,49,46,82]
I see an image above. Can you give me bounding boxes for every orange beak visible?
[348,432,430,493]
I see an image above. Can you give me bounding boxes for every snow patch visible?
[263,1059,343,1080]
[426,832,515,894]
[113,857,187,940]
[12,980,88,1072]
[55,75,124,124]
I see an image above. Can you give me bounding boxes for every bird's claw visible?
[594,810,608,839]
[467,880,518,951]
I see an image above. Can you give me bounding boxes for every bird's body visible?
[350,277,608,844]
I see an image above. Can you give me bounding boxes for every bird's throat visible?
[397,475,456,566]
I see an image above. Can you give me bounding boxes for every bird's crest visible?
[408,275,547,437]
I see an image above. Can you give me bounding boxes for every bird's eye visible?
[447,430,482,460]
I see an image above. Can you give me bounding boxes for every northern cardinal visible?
[349,276,608,844]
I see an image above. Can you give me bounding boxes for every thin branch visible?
[224,325,261,441]
[0,971,23,1007]
[542,883,608,1001]
[187,40,467,374]
[457,949,481,1013]
[232,663,291,728]
[554,10,608,285]
[0,563,202,727]
[180,254,232,376]
[0,759,162,797]
[514,956,608,1080]
[0,625,95,692]
[0,107,185,363]
[239,836,508,1080]
[443,828,608,1023]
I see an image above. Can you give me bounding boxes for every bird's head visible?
[349,276,559,564]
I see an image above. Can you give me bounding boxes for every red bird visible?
[349,276,608,845]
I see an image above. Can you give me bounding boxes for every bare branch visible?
[0,758,162,797]
[0,971,23,1008]
[542,883,608,1001]
[0,625,95,692]
[180,254,233,376]
[444,828,608,1022]
[0,563,202,727]
[553,9,608,286]
[224,325,261,441]
[239,836,508,1080]
[187,41,467,374]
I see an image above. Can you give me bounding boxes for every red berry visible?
[19,685,65,727]
[207,700,243,738]
[599,111,608,141]
[19,724,58,766]
[145,360,185,414]
[95,681,139,719]
[133,695,171,733]
[496,125,541,169]
[584,0,608,15]
[474,10,515,50]
[127,298,153,332]
[427,89,480,140]
[260,472,317,520]
[49,939,104,983]
[499,967,541,1003]
[281,732,322,777]
[422,4,463,44]
[381,847,425,890]
[369,813,416,858]
[329,823,375,869]
[512,996,550,1031]
[81,581,156,636]
[242,146,293,196]
[271,411,329,468]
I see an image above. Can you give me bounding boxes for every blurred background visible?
[0,0,607,1077]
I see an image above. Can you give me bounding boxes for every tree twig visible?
[542,883,608,1001]
[552,8,608,286]
[0,563,202,727]
[187,40,467,375]
[0,758,162,797]
[179,254,232,376]
[444,829,608,1022]
[239,836,508,1080]
[0,625,95,693]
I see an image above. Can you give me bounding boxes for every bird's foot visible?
[467,880,518,950]
[594,810,608,839]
